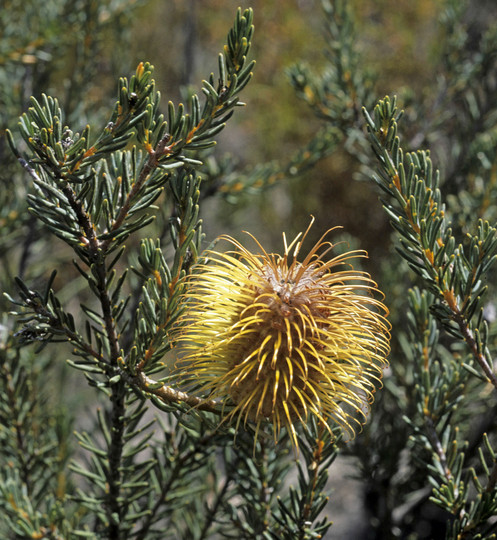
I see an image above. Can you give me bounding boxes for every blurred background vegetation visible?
[2,0,497,538]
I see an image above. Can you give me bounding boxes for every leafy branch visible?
[365,95,497,538]
[5,9,255,538]
[364,95,497,391]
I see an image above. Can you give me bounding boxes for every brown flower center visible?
[228,262,329,421]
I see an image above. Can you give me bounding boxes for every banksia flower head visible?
[175,220,390,448]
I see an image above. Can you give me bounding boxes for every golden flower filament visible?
[175,222,391,448]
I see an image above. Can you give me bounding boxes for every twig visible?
[451,308,497,392]
[133,372,218,413]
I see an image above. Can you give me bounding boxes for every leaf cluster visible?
[363,94,497,539]
[0,7,347,538]
[269,0,497,537]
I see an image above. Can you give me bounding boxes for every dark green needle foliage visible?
[1,6,341,539]
[3,0,497,539]
[269,0,497,538]
[362,95,497,540]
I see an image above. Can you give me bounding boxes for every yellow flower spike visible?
[173,220,391,450]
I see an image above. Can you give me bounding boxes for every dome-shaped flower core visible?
[174,223,391,448]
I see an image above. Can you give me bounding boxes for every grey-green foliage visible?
[364,96,497,539]
[4,0,497,539]
[0,0,146,263]
[275,0,497,538]
[1,6,340,539]
[0,346,74,538]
